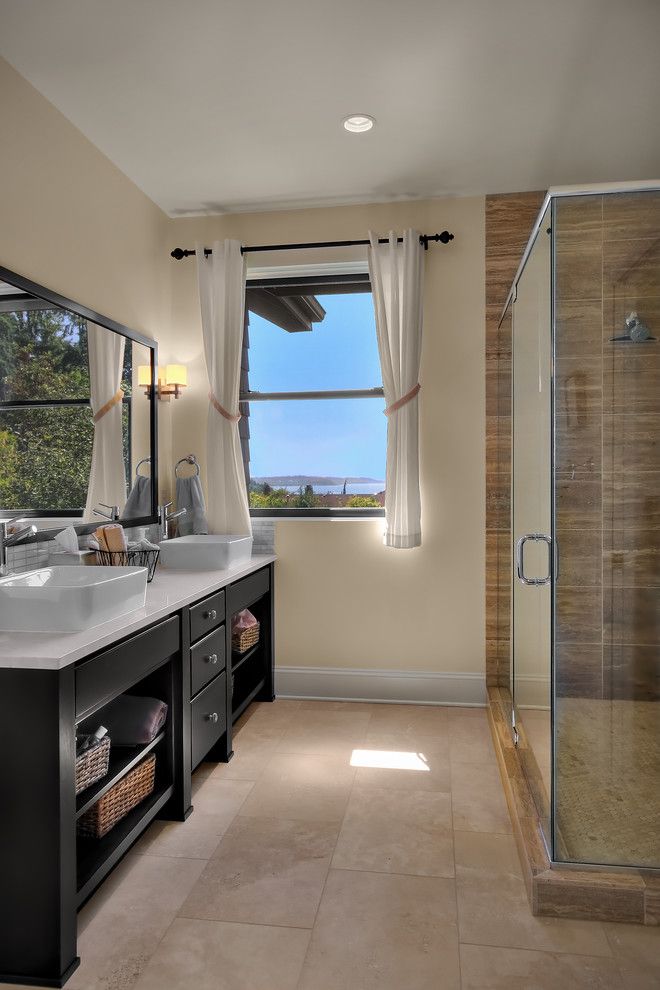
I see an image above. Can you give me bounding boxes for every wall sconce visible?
[138,364,188,401]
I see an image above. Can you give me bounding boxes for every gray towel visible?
[122,476,152,520]
[176,475,208,535]
[98,695,168,746]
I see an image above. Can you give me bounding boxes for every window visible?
[241,270,385,516]
[0,289,132,515]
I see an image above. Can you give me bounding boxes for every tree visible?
[346,494,381,508]
[0,307,132,511]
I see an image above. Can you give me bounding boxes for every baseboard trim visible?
[275,665,486,707]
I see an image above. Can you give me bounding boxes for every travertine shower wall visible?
[485,192,544,687]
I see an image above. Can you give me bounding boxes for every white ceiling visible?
[1,0,659,216]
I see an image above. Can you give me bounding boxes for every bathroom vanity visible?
[0,556,275,988]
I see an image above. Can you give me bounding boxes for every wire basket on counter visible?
[95,548,160,582]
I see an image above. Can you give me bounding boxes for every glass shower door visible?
[511,206,553,848]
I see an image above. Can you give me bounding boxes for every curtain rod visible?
[170,231,454,260]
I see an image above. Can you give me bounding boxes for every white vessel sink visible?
[158,534,253,570]
[0,566,147,633]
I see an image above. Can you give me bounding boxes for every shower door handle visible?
[516,534,553,586]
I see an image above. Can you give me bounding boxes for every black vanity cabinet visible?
[185,563,275,768]
[0,561,274,988]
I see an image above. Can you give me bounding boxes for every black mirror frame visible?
[0,264,159,538]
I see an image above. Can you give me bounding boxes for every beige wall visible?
[169,198,486,679]
[2,57,486,688]
[0,57,174,494]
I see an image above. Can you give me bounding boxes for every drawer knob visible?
[205,653,219,665]
[205,609,217,621]
[205,712,219,723]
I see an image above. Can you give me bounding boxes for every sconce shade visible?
[137,365,153,386]
[165,364,188,387]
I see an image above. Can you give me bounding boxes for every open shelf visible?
[76,731,166,818]
[76,784,173,905]
[231,641,261,673]
[232,677,265,723]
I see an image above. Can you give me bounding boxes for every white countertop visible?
[0,555,276,671]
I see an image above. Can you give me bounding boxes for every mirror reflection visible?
[0,278,155,531]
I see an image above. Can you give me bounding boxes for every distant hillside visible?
[251,475,384,486]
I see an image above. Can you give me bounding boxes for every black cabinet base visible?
[0,956,80,988]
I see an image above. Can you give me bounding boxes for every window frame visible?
[242,270,385,519]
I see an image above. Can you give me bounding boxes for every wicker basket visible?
[75,735,111,796]
[95,548,160,582]
[232,621,260,654]
[77,753,156,839]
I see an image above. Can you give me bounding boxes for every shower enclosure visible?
[504,183,660,870]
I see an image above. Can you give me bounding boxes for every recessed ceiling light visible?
[343,114,375,133]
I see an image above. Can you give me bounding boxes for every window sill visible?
[250,509,385,521]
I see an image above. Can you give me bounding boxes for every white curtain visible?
[368,230,425,549]
[84,323,127,521]
[196,240,251,536]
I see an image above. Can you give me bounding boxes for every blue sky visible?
[247,293,386,481]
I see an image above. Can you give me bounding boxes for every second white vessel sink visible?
[0,566,147,633]
[159,534,253,570]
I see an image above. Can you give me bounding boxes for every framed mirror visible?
[0,265,158,535]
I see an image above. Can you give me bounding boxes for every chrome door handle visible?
[516,534,553,586]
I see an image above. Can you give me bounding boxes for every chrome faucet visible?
[93,503,120,522]
[0,519,38,577]
[158,502,186,541]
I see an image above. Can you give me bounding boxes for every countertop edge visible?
[0,555,276,671]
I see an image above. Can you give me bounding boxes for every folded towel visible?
[98,695,168,746]
[103,524,128,552]
[176,475,208,535]
[122,476,152,520]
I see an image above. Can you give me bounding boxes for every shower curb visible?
[487,685,659,926]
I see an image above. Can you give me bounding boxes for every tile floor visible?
[18,699,660,990]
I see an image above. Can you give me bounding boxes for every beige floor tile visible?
[298,699,379,713]
[179,816,337,927]
[604,922,660,990]
[237,699,302,734]
[69,855,206,990]
[276,713,371,758]
[297,869,460,990]
[459,943,623,989]
[188,776,255,830]
[455,832,612,957]
[447,708,497,764]
[332,785,454,877]
[133,818,224,859]
[205,737,278,780]
[367,702,450,737]
[354,730,452,791]
[451,761,512,833]
[132,917,310,990]
[238,752,355,823]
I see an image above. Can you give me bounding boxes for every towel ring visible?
[175,454,200,478]
[135,456,151,478]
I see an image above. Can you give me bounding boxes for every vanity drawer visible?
[190,625,226,697]
[191,672,227,768]
[75,616,179,719]
[227,568,270,614]
[189,590,225,644]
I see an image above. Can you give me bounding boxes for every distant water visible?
[277,483,384,495]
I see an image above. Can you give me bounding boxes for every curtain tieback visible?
[384,382,421,417]
[209,392,242,423]
[93,388,124,423]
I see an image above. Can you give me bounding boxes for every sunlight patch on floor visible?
[350,749,430,771]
